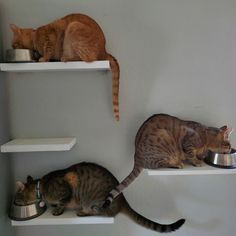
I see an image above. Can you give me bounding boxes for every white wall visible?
[1,0,236,235]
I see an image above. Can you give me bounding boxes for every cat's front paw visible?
[51,206,65,216]
[176,163,185,169]
[191,159,203,167]
[39,56,50,62]
[60,56,69,62]
[38,57,48,62]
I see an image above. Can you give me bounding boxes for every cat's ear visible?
[226,127,234,138]
[10,24,20,34]
[220,126,234,139]
[27,176,34,184]
[16,181,25,192]
[220,125,227,131]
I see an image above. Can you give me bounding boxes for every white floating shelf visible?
[11,209,114,226]
[0,61,110,72]
[147,163,236,176]
[1,137,76,153]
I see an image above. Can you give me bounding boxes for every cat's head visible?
[14,176,37,206]
[10,24,35,50]
[206,126,233,153]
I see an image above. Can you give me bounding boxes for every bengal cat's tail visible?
[106,53,120,121]
[122,200,185,233]
[103,159,143,208]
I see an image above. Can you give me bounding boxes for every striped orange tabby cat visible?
[104,113,233,207]
[14,162,185,233]
[10,13,120,121]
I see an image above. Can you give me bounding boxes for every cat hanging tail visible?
[106,53,120,121]
[103,158,143,208]
[122,200,185,233]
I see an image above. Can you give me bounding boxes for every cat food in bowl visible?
[5,49,36,62]
[9,201,47,221]
[204,149,236,169]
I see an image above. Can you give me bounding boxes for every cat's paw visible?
[51,207,64,216]
[60,56,69,62]
[191,159,203,167]
[76,212,90,217]
[176,163,185,169]
[102,199,111,209]
[39,57,49,62]
[102,193,114,209]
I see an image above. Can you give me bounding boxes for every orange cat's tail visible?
[106,53,120,121]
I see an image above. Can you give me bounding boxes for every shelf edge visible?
[0,137,77,153]
[0,61,110,72]
[146,164,236,176]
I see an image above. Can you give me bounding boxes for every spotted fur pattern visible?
[104,114,232,207]
[10,13,120,121]
[14,162,185,233]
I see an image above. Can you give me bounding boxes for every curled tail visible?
[106,53,120,121]
[122,200,185,233]
[103,159,143,208]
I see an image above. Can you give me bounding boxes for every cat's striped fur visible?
[10,13,120,121]
[14,162,185,233]
[104,114,232,207]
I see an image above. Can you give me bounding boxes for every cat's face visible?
[207,126,233,153]
[10,24,34,49]
[14,176,37,206]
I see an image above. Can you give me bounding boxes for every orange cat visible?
[10,13,120,121]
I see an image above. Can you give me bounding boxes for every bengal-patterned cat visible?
[14,162,185,233]
[104,113,233,207]
[10,13,120,121]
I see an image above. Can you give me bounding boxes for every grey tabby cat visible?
[104,113,233,207]
[15,162,185,233]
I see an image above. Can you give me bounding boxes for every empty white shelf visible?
[1,137,76,153]
[0,61,110,72]
[147,163,236,176]
[11,209,114,226]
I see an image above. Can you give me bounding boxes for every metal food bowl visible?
[204,148,236,169]
[9,201,47,221]
[5,49,36,62]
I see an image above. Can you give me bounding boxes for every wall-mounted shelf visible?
[0,61,110,72]
[1,137,76,153]
[11,209,114,226]
[147,163,236,176]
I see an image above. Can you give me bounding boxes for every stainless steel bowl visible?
[5,49,36,62]
[9,201,47,221]
[204,148,236,169]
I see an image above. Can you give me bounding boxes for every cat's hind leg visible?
[61,21,104,62]
[76,204,102,217]
[143,129,184,169]
[149,154,184,169]
[168,158,185,169]
[76,208,91,217]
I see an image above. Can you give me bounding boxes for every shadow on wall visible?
[0,64,16,236]
[0,4,15,235]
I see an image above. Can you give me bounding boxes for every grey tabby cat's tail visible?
[103,161,143,208]
[123,200,185,233]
